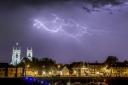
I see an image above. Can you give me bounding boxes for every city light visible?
[27,64,30,68]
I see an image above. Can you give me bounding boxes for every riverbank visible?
[0,77,128,85]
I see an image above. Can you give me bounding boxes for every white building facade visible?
[27,47,33,61]
[10,42,33,66]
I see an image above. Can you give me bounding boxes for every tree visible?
[29,57,56,70]
[104,56,118,65]
[123,60,128,64]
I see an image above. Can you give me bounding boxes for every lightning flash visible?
[33,14,88,38]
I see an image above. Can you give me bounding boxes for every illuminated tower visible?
[27,47,33,61]
[10,42,21,66]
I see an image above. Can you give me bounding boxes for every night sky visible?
[0,0,128,64]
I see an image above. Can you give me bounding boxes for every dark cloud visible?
[0,0,128,63]
[0,0,66,6]
[0,0,125,7]
[84,0,123,7]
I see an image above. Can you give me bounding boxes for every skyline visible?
[0,42,126,64]
[0,0,128,63]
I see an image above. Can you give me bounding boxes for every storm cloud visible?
[0,0,128,63]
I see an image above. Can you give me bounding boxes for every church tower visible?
[10,42,21,66]
[27,47,33,61]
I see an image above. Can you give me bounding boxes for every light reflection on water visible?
[23,77,50,85]
[23,77,108,85]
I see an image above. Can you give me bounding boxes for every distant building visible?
[0,63,8,77]
[0,63,23,78]
[10,42,33,66]
[60,66,70,77]
[8,66,23,77]
[27,47,33,61]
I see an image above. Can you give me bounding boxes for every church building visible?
[10,42,33,66]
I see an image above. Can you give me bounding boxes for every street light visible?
[24,64,30,77]
[34,71,37,77]
[27,64,30,68]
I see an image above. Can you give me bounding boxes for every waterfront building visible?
[109,62,128,77]
[0,63,23,78]
[60,66,70,77]
[0,63,8,77]
[8,66,23,77]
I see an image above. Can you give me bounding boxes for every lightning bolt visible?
[33,14,89,38]
[33,19,60,33]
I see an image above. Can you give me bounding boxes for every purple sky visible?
[0,0,128,64]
